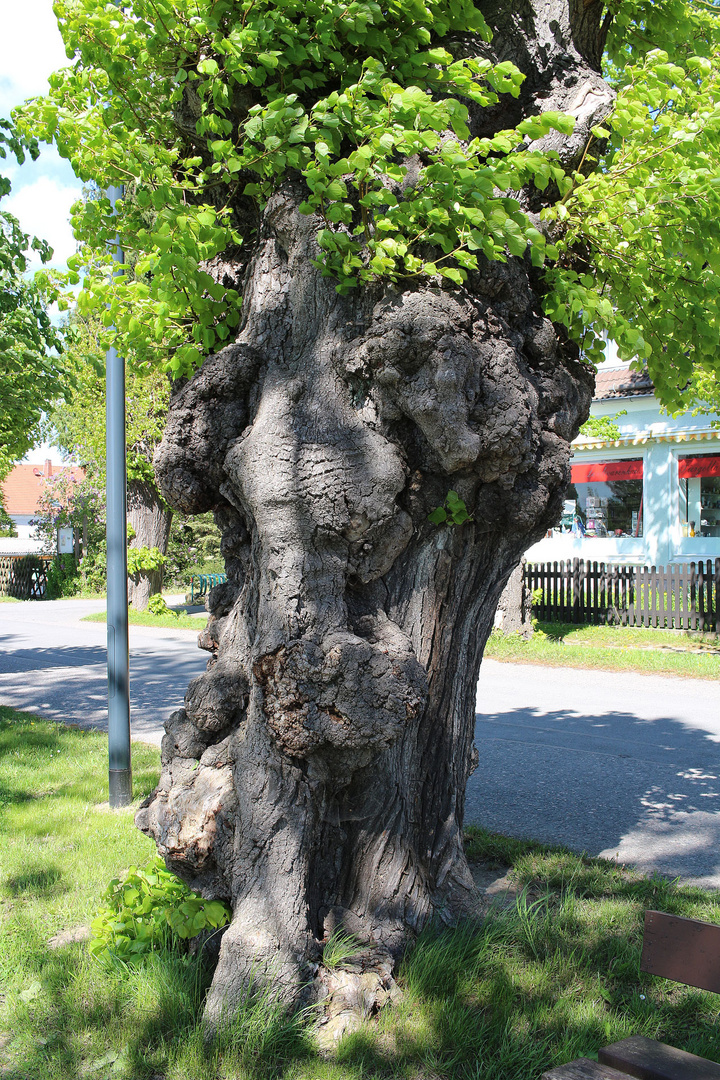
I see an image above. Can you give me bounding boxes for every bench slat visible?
[542,1059,635,1079]
[641,910,720,995]
[599,1035,720,1080]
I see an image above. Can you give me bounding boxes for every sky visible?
[1,0,81,272]
[1,0,84,463]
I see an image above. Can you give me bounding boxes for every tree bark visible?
[127,478,173,610]
[136,0,612,1028]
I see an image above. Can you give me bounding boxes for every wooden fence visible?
[0,555,52,600]
[526,558,720,633]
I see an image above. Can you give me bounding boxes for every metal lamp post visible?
[105,182,132,807]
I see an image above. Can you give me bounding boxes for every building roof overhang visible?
[574,428,720,452]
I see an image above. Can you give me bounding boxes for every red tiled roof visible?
[594,367,654,400]
[1,460,85,516]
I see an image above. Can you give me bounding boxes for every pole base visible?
[109,769,133,808]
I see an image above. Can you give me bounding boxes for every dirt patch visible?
[470,859,518,912]
[48,925,90,949]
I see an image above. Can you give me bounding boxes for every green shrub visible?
[79,539,107,593]
[0,503,16,537]
[89,857,231,968]
[46,553,82,598]
[146,593,178,618]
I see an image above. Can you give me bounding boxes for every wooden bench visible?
[542,911,720,1080]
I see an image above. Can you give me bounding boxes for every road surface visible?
[1,598,719,886]
[0,597,206,745]
[470,659,720,888]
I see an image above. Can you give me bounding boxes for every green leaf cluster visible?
[605,0,720,74]
[147,593,179,617]
[20,0,575,374]
[0,119,69,483]
[16,0,720,412]
[542,36,720,410]
[301,69,573,289]
[126,544,166,574]
[579,410,628,440]
[89,856,231,967]
[428,489,471,526]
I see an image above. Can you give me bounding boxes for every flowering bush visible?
[32,471,107,596]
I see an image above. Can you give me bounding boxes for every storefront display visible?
[679,454,720,539]
[562,459,644,538]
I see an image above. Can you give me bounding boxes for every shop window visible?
[561,459,644,538]
[678,453,720,538]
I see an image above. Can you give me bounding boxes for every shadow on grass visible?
[336,899,720,1080]
[329,832,720,1079]
[537,622,572,642]
[3,734,720,1080]
[0,946,316,1080]
[7,874,720,1080]
[4,865,66,899]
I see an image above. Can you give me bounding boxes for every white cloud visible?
[5,174,79,269]
[0,0,71,118]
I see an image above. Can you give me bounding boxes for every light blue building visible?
[527,348,720,567]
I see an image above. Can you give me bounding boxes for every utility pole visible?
[105,182,132,807]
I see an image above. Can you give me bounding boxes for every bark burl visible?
[137,0,609,1025]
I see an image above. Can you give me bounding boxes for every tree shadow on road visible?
[468,704,720,884]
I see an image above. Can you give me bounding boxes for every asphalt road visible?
[470,660,720,888]
[0,597,207,746]
[1,598,719,886]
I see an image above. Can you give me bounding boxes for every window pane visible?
[679,458,720,538]
[564,479,643,537]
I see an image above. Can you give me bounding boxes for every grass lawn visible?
[82,608,206,630]
[3,707,720,1079]
[0,596,20,602]
[485,621,720,679]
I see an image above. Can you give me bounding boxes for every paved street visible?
[0,597,207,746]
[1,599,719,886]
[470,660,720,888]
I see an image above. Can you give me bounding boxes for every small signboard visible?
[58,527,74,554]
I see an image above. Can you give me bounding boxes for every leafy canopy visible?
[547,2,720,411]
[18,0,720,410]
[0,119,68,481]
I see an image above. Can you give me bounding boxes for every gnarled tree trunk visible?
[127,478,172,610]
[137,0,610,1028]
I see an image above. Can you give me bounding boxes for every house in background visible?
[0,459,84,556]
[526,346,720,567]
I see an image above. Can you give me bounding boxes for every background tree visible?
[0,119,67,495]
[31,469,107,596]
[164,510,223,588]
[0,504,17,538]
[50,313,173,608]
[25,0,720,1027]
